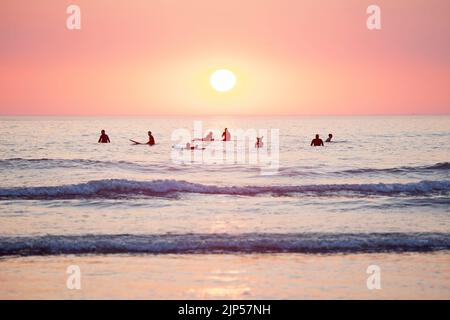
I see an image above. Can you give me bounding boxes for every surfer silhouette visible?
[325,133,333,142]
[147,131,155,145]
[255,136,264,148]
[193,131,214,142]
[310,134,324,146]
[222,128,231,141]
[130,131,155,145]
[98,130,110,143]
[202,131,214,141]
[185,142,204,150]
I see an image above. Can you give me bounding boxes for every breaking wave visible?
[0,179,448,199]
[0,233,449,256]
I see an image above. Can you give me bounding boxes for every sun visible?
[210,69,236,92]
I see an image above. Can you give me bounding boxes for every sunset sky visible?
[1,0,449,116]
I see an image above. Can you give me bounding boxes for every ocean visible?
[0,115,449,299]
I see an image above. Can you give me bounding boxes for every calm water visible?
[0,116,449,298]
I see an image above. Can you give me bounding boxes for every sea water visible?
[0,116,449,298]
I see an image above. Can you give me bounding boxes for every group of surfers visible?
[98,129,333,148]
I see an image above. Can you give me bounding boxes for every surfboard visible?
[192,138,214,142]
[172,145,205,150]
[130,139,157,146]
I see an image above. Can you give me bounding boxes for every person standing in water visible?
[325,133,333,142]
[255,136,264,148]
[310,134,324,146]
[222,128,231,141]
[147,131,155,146]
[98,129,110,143]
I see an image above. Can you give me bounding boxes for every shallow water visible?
[1,252,449,299]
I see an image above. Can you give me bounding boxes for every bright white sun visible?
[210,69,236,92]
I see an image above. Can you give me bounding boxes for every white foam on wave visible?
[278,162,450,177]
[0,179,448,199]
[0,233,449,256]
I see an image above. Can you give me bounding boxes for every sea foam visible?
[0,179,448,199]
[1,232,449,256]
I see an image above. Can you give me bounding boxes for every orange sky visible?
[1,0,449,116]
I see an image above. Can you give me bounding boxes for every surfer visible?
[310,134,324,146]
[185,142,204,150]
[98,129,110,143]
[255,136,264,148]
[193,131,214,142]
[130,131,155,145]
[222,128,231,141]
[147,131,155,146]
[203,131,214,141]
[325,133,333,142]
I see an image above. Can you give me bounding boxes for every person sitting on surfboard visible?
[130,131,155,145]
[255,136,264,148]
[310,134,324,146]
[98,129,110,143]
[193,131,214,142]
[325,133,333,142]
[147,131,155,146]
[222,128,231,141]
[202,131,214,141]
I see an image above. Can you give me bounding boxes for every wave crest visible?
[278,162,450,177]
[0,179,448,199]
[1,158,448,176]
[1,233,449,256]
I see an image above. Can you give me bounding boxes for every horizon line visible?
[1,113,449,117]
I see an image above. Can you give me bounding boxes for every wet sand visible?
[1,252,449,299]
